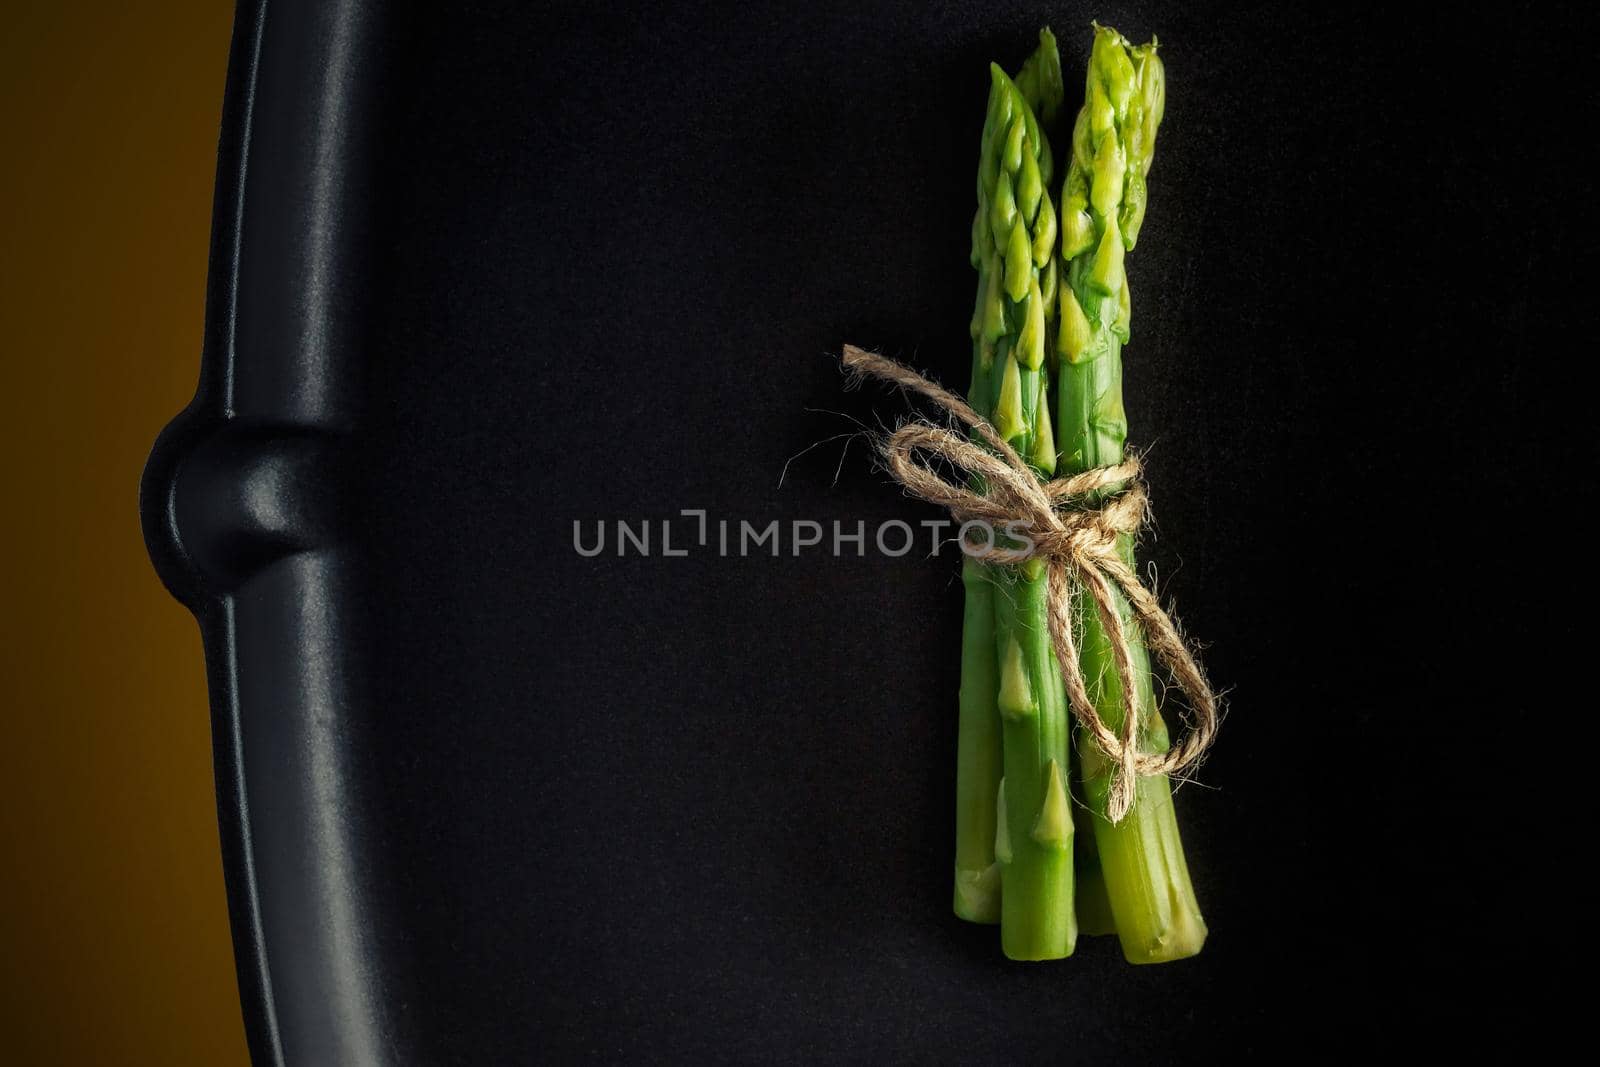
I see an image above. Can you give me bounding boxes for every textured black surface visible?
[144,0,1584,1062]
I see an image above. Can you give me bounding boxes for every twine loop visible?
[842,345,1218,823]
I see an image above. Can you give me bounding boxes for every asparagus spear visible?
[962,36,1080,961]
[952,63,1014,926]
[1055,24,1207,963]
[952,309,1001,921]
[953,563,1002,923]
[953,35,1064,925]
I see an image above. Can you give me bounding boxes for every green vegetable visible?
[1054,24,1207,963]
[952,72,1009,927]
[952,23,1205,965]
[953,31,1078,960]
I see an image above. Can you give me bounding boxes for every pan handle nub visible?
[143,417,350,602]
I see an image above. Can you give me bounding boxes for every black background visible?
[176,0,1595,1061]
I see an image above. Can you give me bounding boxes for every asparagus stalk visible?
[1054,24,1206,963]
[953,555,1002,922]
[962,37,1079,961]
[954,31,1069,928]
[952,344,1001,921]
[951,64,1011,926]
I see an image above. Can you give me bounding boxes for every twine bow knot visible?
[842,345,1218,823]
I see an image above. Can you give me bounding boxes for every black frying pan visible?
[142,1,1542,1061]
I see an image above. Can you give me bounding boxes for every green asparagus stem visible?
[993,559,1076,959]
[1055,24,1206,963]
[965,35,1079,960]
[952,365,1002,922]
[951,66,1010,925]
[953,37,1063,926]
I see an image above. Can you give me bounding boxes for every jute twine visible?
[841,345,1218,823]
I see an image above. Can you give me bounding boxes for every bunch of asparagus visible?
[952,24,1206,963]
